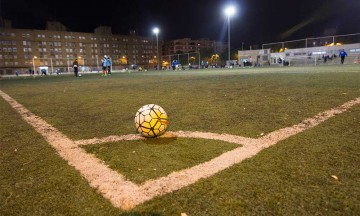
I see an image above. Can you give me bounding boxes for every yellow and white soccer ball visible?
[134,104,168,138]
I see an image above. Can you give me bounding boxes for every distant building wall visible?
[0,23,161,75]
[163,38,227,56]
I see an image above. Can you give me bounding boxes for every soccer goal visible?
[286,54,359,66]
[161,52,201,70]
[31,57,95,75]
[285,56,321,66]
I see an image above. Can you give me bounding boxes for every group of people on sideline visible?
[101,56,112,76]
[67,50,348,77]
[72,55,112,77]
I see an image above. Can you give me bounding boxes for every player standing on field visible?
[102,56,107,76]
[73,59,79,77]
[107,57,111,75]
[339,49,348,64]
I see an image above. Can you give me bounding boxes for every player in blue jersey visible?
[106,57,111,75]
[339,49,348,64]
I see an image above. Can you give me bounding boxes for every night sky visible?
[1,0,360,49]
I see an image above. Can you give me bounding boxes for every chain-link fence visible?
[262,33,360,52]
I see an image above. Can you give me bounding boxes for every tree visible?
[199,48,213,61]
[219,48,238,62]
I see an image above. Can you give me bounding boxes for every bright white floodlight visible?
[224,5,235,17]
[153,27,159,34]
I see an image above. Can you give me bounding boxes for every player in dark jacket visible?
[73,59,79,77]
[106,57,111,75]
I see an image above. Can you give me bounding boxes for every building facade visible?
[163,38,227,56]
[0,21,161,75]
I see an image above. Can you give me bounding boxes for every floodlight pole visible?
[156,32,159,70]
[67,56,70,73]
[228,15,231,63]
[96,55,99,72]
[32,57,36,74]
[225,5,235,65]
[153,27,160,70]
[199,52,201,68]
[50,57,53,74]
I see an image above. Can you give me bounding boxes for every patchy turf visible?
[0,98,122,215]
[1,65,360,215]
[83,138,240,184]
[0,66,359,140]
[131,105,360,215]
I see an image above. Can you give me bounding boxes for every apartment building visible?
[0,21,161,75]
[163,38,227,56]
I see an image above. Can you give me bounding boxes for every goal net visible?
[161,52,201,70]
[285,55,359,66]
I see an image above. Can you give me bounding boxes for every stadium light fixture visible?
[225,6,235,17]
[153,27,159,34]
[153,27,160,70]
[224,5,236,65]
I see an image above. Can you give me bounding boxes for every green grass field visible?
[1,65,360,215]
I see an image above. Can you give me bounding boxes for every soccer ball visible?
[134,104,168,138]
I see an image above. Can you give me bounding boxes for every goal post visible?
[161,52,201,70]
[285,54,359,66]
[285,56,318,66]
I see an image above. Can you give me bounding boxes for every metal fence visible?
[262,33,360,52]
